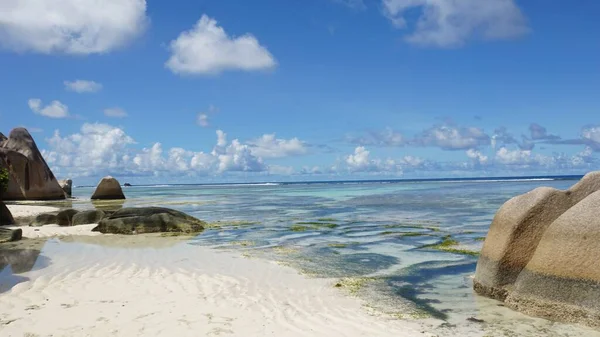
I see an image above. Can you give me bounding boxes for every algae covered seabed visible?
[3,179,599,336]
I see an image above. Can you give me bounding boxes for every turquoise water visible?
[3,178,599,336]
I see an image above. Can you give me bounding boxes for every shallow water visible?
[3,178,599,336]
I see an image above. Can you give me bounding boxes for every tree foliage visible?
[0,167,8,194]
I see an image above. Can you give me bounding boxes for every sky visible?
[0,0,599,185]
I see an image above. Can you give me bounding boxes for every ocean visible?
[3,175,598,336]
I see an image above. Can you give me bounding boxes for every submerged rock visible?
[56,209,79,227]
[59,179,72,198]
[474,171,600,328]
[93,207,205,234]
[91,176,125,200]
[0,128,66,200]
[72,210,106,226]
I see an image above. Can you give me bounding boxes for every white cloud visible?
[332,0,366,10]
[345,146,402,173]
[382,0,528,47]
[466,149,488,165]
[104,107,128,118]
[64,80,103,93]
[0,0,148,54]
[28,98,69,118]
[165,15,277,75]
[247,134,307,158]
[414,125,490,150]
[581,126,600,144]
[43,125,268,178]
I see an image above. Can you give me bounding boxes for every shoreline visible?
[0,205,433,336]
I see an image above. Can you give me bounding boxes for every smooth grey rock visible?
[91,176,125,200]
[72,210,106,226]
[56,209,79,227]
[0,128,65,200]
[0,201,14,225]
[59,179,72,198]
[0,227,22,243]
[30,213,58,227]
[93,207,205,234]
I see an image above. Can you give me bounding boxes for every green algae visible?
[333,277,377,295]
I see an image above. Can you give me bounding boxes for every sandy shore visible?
[6,204,59,219]
[0,205,433,337]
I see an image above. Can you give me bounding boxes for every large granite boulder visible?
[72,210,106,226]
[91,176,125,200]
[0,128,65,200]
[92,207,205,234]
[0,201,14,225]
[59,179,72,198]
[474,171,600,328]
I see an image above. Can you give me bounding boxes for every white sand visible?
[0,237,431,337]
[6,204,59,218]
[0,206,430,336]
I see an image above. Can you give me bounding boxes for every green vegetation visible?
[317,218,337,222]
[0,168,8,199]
[205,220,257,230]
[421,235,480,256]
[475,237,486,241]
[291,222,338,231]
[333,277,376,295]
[383,223,440,232]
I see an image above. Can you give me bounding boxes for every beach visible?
[0,206,432,337]
[2,181,600,337]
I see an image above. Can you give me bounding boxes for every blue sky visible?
[1,0,599,184]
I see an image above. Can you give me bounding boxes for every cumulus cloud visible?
[64,80,103,93]
[382,0,529,47]
[197,114,209,127]
[466,149,489,165]
[42,125,269,178]
[345,147,402,173]
[246,134,308,158]
[28,99,69,118]
[166,15,276,75]
[104,107,128,118]
[414,125,490,150]
[0,0,148,54]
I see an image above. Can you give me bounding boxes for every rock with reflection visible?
[93,207,205,234]
[91,176,125,200]
[0,239,46,274]
[474,171,600,329]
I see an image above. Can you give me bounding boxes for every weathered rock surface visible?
[93,207,205,234]
[474,171,600,328]
[72,210,106,226]
[0,201,14,225]
[56,209,79,227]
[59,179,73,198]
[0,128,66,200]
[91,176,125,200]
[30,213,58,227]
[0,227,22,243]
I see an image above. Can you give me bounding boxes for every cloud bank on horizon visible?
[0,0,598,183]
